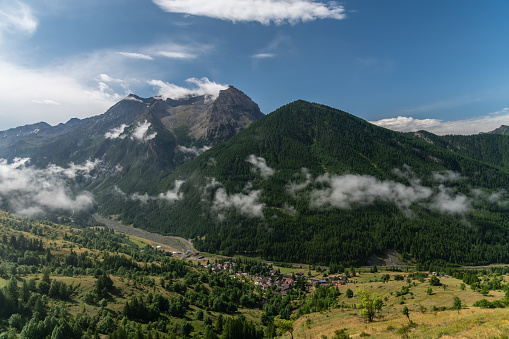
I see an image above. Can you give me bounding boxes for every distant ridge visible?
[489,125,509,135]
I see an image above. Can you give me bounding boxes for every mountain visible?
[489,125,509,135]
[410,130,509,172]
[98,100,509,267]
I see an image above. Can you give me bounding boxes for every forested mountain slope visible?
[411,131,509,172]
[98,101,509,267]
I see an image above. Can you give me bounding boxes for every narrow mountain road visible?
[92,214,195,254]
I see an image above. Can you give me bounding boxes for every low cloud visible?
[149,77,228,101]
[123,96,143,103]
[310,173,433,211]
[246,154,275,178]
[288,167,491,217]
[0,158,95,216]
[131,121,157,142]
[286,168,312,195]
[114,180,185,204]
[105,122,157,141]
[370,108,509,135]
[105,124,128,139]
[212,188,264,218]
[176,145,211,156]
[203,177,265,218]
[46,159,102,179]
[432,170,464,183]
[159,180,186,201]
[152,0,346,25]
[429,185,470,215]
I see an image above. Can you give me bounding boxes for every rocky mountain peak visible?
[205,86,264,144]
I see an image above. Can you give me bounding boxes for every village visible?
[206,260,354,296]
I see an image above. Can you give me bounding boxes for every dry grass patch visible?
[290,308,509,338]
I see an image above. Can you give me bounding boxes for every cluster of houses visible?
[206,263,354,296]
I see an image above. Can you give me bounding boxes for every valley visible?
[92,214,195,254]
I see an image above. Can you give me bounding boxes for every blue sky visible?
[0,0,508,134]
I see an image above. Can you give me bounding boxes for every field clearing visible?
[290,307,509,338]
[287,272,509,338]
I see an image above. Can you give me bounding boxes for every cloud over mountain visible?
[149,77,228,101]
[246,154,275,178]
[285,167,499,217]
[114,180,185,203]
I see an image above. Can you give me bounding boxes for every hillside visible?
[411,130,509,172]
[2,210,509,338]
[97,100,509,266]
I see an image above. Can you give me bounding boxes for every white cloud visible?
[286,168,312,195]
[432,170,464,183]
[203,177,265,218]
[370,116,442,132]
[429,185,470,215]
[176,145,211,156]
[0,1,37,36]
[287,167,495,217]
[123,96,143,103]
[158,51,197,59]
[117,52,153,60]
[0,59,121,130]
[105,124,128,139]
[149,77,228,101]
[212,188,265,218]
[370,108,509,135]
[310,173,433,211]
[246,154,275,178]
[84,81,124,102]
[158,180,185,201]
[152,0,346,25]
[131,120,157,142]
[114,180,185,203]
[46,159,102,179]
[106,121,157,141]
[31,99,60,105]
[251,53,276,59]
[0,157,95,216]
[99,73,125,83]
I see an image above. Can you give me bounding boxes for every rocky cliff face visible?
[140,86,263,145]
[205,86,264,144]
